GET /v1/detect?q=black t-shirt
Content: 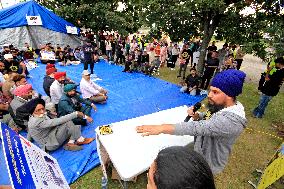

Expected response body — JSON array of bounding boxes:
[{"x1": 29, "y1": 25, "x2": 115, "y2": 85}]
[
  {"x1": 181, "y1": 49, "x2": 193, "y2": 64},
  {"x1": 185, "y1": 74, "x2": 200, "y2": 88},
  {"x1": 207, "y1": 58, "x2": 219, "y2": 67},
  {"x1": 207, "y1": 45, "x2": 217, "y2": 52},
  {"x1": 141, "y1": 54, "x2": 149, "y2": 63},
  {"x1": 261, "y1": 68, "x2": 284, "y2": 96},
  {"x1": 3, "y1": 59, "x2": 20, "y2": 73},
  {"x1": 82, "y1": 44, "x2": 94, "y2": 61}
]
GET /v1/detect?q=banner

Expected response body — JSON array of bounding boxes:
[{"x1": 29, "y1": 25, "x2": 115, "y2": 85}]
[
  {"x1": 0, "y1": 123, "x2": 69, "y2": 189},
  {"x1": 66, "y1": 26, "x2": 78, "y2": 35},
  {"x1": 26, "y1": 16, "x2": 43, "y2": 26}
]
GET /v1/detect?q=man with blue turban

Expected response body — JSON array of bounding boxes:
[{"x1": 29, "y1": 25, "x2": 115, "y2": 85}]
[{"x1": 136, "y1": 69, "x2": 247, "y2": 174}]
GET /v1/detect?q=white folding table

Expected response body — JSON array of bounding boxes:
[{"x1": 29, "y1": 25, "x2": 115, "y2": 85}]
[{"x1": 95, "y1": 105, "x2": 194, "y2": 188}]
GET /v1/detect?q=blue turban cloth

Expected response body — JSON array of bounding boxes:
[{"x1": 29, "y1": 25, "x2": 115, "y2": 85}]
[{"x1": 211, "y1": 69, "x2": 246, "y2": 97}]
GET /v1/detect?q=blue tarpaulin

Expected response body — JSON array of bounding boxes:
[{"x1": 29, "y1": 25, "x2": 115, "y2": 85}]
[
  {"x1": 0, "y1": 0, "x2": 78, "y2": 34},
  {"x1": 0, "y1": 61, "x2": 205, "y2": 185}
]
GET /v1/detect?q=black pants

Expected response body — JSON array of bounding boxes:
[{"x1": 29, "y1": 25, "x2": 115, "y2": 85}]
[
  {"x1": 116, "y1": 55, "x2": 125, "y2": 65},
  {"x1": 169, "y1": 55, "x2": 178, "y2": 68},
  {"x1": 235, "y1": 59, "x2": 243, "y2": 70},
  {"x1": 84, "y1": 60, "x2": 94, "y2": 74},
  {"x1": 201, "y1": 68, "x2": 216, "y2": 89}
]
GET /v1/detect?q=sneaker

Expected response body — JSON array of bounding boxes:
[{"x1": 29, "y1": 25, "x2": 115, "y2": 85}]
[
  {"x1": 90, "y1": 73, "x2": 97, "y2": 77},
  {"x1": 77, "y1": 138, "x2": 95, "y2": 145},
  {"x1": 63, "y1": 143, "x2": 83, "y2": 151}
]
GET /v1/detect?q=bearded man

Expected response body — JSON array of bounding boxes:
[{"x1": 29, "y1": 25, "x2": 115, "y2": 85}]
[{"x1": 136, "y1": 69, "x2": 247, "y2": 174}]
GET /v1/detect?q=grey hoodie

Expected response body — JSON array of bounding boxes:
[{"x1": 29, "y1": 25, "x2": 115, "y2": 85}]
[{"x1": 174, "y1": 101, "x2": 247, "y2": 174}]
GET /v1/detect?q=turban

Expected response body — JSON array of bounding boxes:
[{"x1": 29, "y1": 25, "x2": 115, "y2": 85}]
[
  {"x1": 46, "y1": 67, "x2": 57, "y2": 75},
  {"x1": 13, "y1": 84, "x2": 33, "y2": 96},
  {"x1": 64, "y1": 84, "x2": 78, "y2": 93},
  {"x1": 23, "y1": 98, "x2": 46, "y2": 114},
  {"x1": 211, "y1": 69, "x2": 246, "y2": 97},
  {"x1": 46, "y1": 63, "x2": 55, "y2": 70},
  {"x1": 54, "y1": 72, "x2": 66, "y2": 80}
]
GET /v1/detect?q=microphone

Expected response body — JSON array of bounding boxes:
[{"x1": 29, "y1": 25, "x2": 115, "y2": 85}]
[{"x1": 184, "y1": 102, "x2": 202, "y2": 122}]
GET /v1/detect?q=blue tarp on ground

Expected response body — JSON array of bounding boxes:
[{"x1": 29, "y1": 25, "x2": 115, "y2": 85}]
[
  {"x1": 0, "y1": 0, "x2": 78, "y2": 34},
  {"x1": 0, "y1": 61, "x2": 205, "y2": 185}
]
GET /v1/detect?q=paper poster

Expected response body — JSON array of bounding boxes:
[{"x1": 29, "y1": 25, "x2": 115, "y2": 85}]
[
  {"x1": 66, "y1": 26, "x2": 78, "y2": 35},
  {"x1": 26, "y1": 16, "x2": 43, "y2": 26},
  {"x1": 0, "y1": 123, "x2": 70, "y2": 189}
]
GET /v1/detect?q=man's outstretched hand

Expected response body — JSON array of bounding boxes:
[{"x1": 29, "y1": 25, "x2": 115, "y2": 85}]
[{"x1": 136, "y1": 124, "x2": 174, "y2": 136}]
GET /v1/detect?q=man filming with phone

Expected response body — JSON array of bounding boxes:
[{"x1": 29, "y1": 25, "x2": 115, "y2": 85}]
[{"x1": 136, "y1": 69, "x2": 247, "y2": 174}]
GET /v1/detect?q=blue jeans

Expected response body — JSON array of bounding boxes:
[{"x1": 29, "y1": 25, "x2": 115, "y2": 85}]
[{"x1": 253, "y1": 94, "x2": 273, "y2": 118}]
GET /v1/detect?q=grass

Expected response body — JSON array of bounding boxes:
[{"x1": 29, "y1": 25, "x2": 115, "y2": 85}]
[{"x1": 71, "y1": 67, "x2": 284, "y2": 189}]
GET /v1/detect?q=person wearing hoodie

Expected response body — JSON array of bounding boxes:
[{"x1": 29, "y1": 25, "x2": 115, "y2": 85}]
[{"x1": 136, "y1": 69, "x2": 247, "y2": 174}]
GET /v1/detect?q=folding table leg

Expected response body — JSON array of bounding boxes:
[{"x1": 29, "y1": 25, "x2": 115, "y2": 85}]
[{"x1": 123, "y1": 181, "x2": 128, "y2": 189}]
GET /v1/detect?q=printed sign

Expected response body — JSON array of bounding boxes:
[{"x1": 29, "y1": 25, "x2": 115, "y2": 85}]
[
  {"x1": 26, "y1": 16, "x2": 43, "y2": 26},
  {"x1": 257, "y1": 143, "x2": 284, "y2": 189},
  {"x1": 66, "y1": 26, "x2": 78, "y2": 35},
  {"x1": 0, "y1": 123, "x2": 70, "y2": 189}
]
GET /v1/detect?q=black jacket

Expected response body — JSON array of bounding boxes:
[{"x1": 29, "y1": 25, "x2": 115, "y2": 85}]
[
  {"x1": 43, "y1": 75, "x2": 55, "y2": 97},
  {"x1": 261, "y1": 68, "x2": 284, "y2": 96}
]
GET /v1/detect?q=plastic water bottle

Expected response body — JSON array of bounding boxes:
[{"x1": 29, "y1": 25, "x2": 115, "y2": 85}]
[{"x1": 101, "y1": 176, "x2": 107, "y2": 189}]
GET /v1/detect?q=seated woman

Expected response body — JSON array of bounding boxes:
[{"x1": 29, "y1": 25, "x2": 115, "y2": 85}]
[
  {"x1": 180, "y1": 67, "x2": 200, "y2": 96},
  {"x1": 66, "y1": 52, "x2": 80, "y2": 65},
  {"x1": 80, "y1": 70, "x2": 108, "y2": 104},
  {"x1": 147, "y1": 146, "x2": 216, "y2": 189},
  {"x1": 57, "y1": 51, "x2": 67, "y2": 66}
]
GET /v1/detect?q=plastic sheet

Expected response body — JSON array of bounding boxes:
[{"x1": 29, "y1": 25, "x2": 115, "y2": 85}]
[{"x1": 0, "y1": 60, "x2": 206, "y2": 184}]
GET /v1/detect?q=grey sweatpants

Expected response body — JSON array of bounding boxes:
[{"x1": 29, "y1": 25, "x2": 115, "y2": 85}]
[{"x1": 45, "y1": 121, "x2": 81, "y2": 151}]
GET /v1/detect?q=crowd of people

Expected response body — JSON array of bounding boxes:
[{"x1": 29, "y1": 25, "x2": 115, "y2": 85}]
[
  {"x1": 0, "y1": 43, "x2": 110, "y2": 151},
  {"x1": 0, "y1": 32, "x2": 283, "y2": 188}
]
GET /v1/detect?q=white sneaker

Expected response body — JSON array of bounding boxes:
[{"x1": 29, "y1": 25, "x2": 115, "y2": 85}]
[{"x1": 90, "y1": 74, "x2": 97, "y2": 78}]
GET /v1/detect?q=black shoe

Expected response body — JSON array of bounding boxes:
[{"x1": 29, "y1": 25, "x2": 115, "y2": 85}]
[{"x1": 177, "y1": 75, "x2": 181, "y2": 78}]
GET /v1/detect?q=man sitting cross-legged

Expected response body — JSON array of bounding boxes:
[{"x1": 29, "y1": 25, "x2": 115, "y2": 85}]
[
  {"x1": 26, "y1": 98, "x2": 95, "y2": 151},
  {"x1": 58, "y1": 84, "x2": 96, "y2": 126},
  {"x1": 80, "y1": 70, "x2": 108, "y2": 104}
]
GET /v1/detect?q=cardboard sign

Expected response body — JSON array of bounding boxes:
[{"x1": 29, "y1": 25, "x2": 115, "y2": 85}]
[
  {"x1": 66, "y1": 26, "x2": 78, "y2": 35},
  {"x1": 257, "y1": 143, "x2": 284, "y2": 189},
  {"x1": 0, "y1": 123, "x2": 70, "y2": 189},
  {"x1": 26, "y1": 16, "x2": 43, "y2": 26}
]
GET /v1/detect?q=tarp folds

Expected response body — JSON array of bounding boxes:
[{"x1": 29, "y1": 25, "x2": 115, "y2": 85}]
[
  {"x1": 0, "y1": 0, "x2": 81, "y2": 48},
  {"x1": 0, "y1": 26, "x2": 82, "y2": 49}
]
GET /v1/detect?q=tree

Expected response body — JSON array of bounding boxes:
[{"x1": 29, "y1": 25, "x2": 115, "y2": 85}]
[
  {"x1": 37, "y1": 0, "x2": 142, "y2": 36},
  {"x1": 140, "y1": 0, "x2": 284, "y2": 73}
]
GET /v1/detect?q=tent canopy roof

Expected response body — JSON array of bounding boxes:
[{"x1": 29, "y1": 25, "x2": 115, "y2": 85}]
[{"x1": 0, "y1": 0, "x2": 78, "y2": 34}]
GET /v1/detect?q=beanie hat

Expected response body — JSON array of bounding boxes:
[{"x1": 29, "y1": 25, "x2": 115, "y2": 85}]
[
  {"x1": 64, "y1": 84, "x2": 78, "y2": 93},
  {"x1": 54, "y1": 72, "x2": 66, "y2": 80},
  {"x1": 211, "y1": 69, "x2": 246, "y2": 97},
  {"x1": 13, "y1": 84, "x2": 33, "y2": 96},
  {"x1": 46, "y1": 67, "x2": 57, "y2": 75},
  {"x1": 23, "y1": 98, "x2": 46, "y2": 114},
  {"x1": 46, "y1": 63, "x2": 55, "y2": 70}
]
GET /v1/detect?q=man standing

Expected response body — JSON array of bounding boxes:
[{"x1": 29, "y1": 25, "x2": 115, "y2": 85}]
[
  {"x1": 253, "y1": 57, "x2": 284, "y2": 118},
  {"x1": 177, "y1": 44, "x2": 192, "y2": 79},
  {"x1": 137, "y1": 69, "x2": 247, "y2": 174},
  {"x1": 82, "y1": 39, "x2": 95, "y2": 75},
  {"x1": 201, "y1": 51, "x2": 220, "y2": 89},
  {"x1": 58, "y1": 84, "x2": 96, "y2": 126},
  {"x1": 26, "y1": 98, "x2": 95, "y2": 151}
]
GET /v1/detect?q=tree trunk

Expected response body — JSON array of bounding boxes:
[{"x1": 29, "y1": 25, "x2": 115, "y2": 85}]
[{"x1": 197, "y1": 16, "x2": 218, "y2": 75}]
